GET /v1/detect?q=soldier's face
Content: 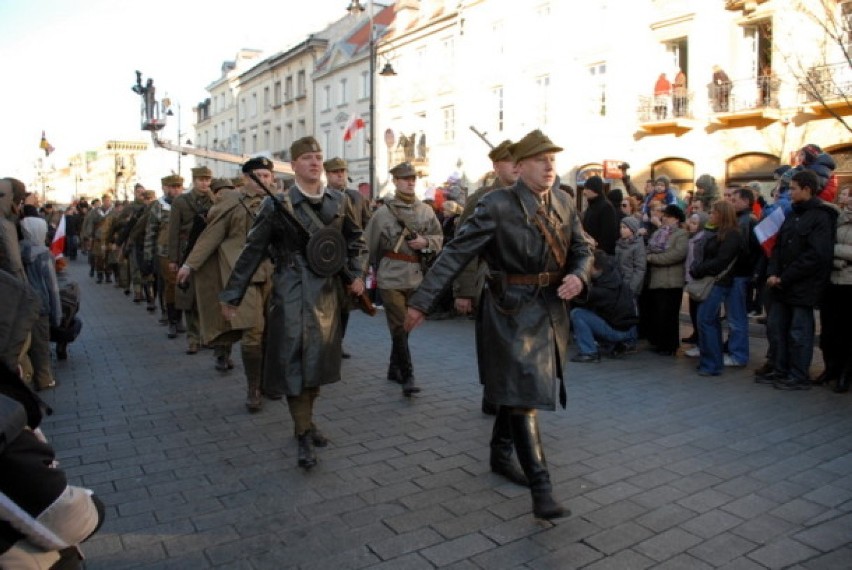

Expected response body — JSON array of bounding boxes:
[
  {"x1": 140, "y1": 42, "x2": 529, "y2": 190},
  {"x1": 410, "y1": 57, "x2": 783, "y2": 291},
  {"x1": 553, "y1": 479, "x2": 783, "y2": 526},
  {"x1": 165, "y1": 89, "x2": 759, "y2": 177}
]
[
  {"x1": 164, "y1": 184, "x2": 182, "y2": 198},
  {"x1": 493, "y1": 160, "x2": 518, "y2": 185},
  {"x1": 194, "y1": 176, "x2": 212, "y2": 194},
  {"x1": 292, "y1": 152, "x2": 323, "y2": 185},
  {"x1": 518, "y1": 152, "x2": 556, "y2": 194},
  {"x1": 245, "y1": 169, "x2": 274, "y2": 195},
  {"x1": 326, "y1": 169, "x2": 347, "y2": 189},
  {"x1": 102, "y1": 197, "x2": 112, "y2": 209},
  {"x1": 394, "y1": 176, "x2": 417, "y2": 195}
]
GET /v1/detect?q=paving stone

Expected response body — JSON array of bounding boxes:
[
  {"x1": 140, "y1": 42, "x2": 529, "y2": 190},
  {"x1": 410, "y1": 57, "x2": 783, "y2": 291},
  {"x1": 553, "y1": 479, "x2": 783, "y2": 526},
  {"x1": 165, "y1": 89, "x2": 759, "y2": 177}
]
[
  {"x1": 746, "y1": 537, "x2": 822, "y2": 568},
  {"x1": 688, "y1": 532, "x2": 758, "y2": 566},
  {"x1": 681, "y1": 508, "x2": 744, "y2": 539},
  {"x1": 634, "y1": 527, "x2": 703, "y2": 562},
  {"x1": 583, "y1": 521, "x2": 655, "y2": 555},
  {"x1": 419, "y1": 532, "x2": 495, "y2": 566}
]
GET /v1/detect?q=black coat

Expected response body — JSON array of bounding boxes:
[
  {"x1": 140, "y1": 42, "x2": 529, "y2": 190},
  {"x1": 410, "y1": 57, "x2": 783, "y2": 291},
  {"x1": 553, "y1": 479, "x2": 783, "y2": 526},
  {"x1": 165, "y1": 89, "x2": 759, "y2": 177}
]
[
  {"x1": 767, "y1": 198, "x2": 837, "y2": 307},
  {"x1": 409, "y1": 180, "x2": 593, "y2": 411},
  {"x1": 579, "y1": 258, "x2": 638, "y2": 331},
  {"x1": 690, "y1": 228, "x2": 742, "y2": 287},
  {"x1": 582, "y1": 194, "x2": 619, "y2": 255}
]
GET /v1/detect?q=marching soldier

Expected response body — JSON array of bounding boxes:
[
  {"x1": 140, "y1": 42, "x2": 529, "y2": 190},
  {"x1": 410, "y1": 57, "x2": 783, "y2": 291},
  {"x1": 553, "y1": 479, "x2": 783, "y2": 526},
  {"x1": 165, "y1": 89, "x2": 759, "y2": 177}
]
[
  {"x1": 128, "y1": 189, "x2": 159, "y2": 311},
  {"x1": 88, "y1": 194, "x2": 115, "y2": 283},
  {"x1": 144, "y1": 175, "x2": 183, "y2": 338},
  {"x1": 177, "y1": 173, "x2": 272, "y2": 412},
  {"x1": 220, "y1": 137, "x2": 368, "y2": 469},
  {"x1": 405, "y1": 130, "x2": 594, "y2": 520},
  {"x1": 363, "y1": 162, "x2": 443, "y2": 397},
  {"x1": 169, "y1": 166, "x2": 213, "y2": 354},
  {"x1": 453, "y1": 139, "x2": 518, "y2": 416},
  {"x1": 116, "y1": 184, "x2": 150, "y2": 303},
  {"x1": 324, "y1": 157, "x2": 371, "y2": 357}
]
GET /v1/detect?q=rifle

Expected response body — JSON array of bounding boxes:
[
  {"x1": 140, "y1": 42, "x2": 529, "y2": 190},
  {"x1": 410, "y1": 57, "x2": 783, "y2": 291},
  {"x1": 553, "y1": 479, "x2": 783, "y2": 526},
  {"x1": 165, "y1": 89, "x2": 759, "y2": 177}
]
[
  {"x1": 246, "y1": 173, "x2": 376, "y2": 316},
  {"x1": 469, "y1": 125, "x2": 495, "y2": 149}
]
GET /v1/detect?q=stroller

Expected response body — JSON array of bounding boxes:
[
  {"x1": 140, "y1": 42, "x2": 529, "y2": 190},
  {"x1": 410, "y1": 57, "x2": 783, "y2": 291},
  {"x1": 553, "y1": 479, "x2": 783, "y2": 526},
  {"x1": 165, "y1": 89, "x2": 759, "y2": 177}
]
[{"x1": 50, "y1": 281, "x2": 82, "y2": 360}]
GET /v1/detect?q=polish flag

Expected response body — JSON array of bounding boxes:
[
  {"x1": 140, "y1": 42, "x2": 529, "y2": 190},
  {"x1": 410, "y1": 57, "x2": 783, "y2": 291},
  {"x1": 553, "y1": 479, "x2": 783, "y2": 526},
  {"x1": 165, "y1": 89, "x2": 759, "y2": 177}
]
[
  {"x1": 754, "y1": 207, "x2": 785, "y2": 257},
  {"x1": 343, "y1": 114, "x2": 366, "y2": 141},
  {"x1": 50, "y1": 214, "x2": 66, "y2": 258}
]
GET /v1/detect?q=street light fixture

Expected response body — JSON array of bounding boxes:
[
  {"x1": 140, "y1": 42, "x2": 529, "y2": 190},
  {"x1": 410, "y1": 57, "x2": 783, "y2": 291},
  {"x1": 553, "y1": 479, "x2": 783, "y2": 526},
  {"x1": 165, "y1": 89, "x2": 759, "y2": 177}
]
[{"x1": 347, "y1": 0, "x2": 394, "y2": 199}]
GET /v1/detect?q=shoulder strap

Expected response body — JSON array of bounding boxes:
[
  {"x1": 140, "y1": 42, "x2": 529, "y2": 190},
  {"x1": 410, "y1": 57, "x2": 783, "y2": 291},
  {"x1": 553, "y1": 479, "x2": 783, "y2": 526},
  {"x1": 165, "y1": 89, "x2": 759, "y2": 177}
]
[{"x1": 385, "y1": 202, "x2": 418, "y2": 238}]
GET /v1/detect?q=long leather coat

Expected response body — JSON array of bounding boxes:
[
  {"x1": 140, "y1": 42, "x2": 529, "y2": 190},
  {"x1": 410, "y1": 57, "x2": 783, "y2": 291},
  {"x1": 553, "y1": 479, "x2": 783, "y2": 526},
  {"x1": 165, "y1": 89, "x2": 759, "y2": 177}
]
[
  {"x1": 408, "y1": 180, "x2": 593, "y2": 410},
  {"x1": 220, "y1": 186, "x2": 367, "y2": 397}
]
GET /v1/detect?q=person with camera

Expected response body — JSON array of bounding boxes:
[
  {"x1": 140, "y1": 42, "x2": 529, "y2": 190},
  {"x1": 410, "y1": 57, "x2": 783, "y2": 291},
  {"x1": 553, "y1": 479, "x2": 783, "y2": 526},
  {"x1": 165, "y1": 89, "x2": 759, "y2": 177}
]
[{"x1": 364, "y1": 161, "x2": 442, "y2": 397}]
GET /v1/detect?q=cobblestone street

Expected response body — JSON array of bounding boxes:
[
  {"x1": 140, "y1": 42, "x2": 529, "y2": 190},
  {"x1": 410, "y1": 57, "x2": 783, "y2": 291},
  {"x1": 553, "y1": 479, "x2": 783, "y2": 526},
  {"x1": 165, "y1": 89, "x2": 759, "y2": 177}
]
[{"x1": 39, "y1": 259, "x2": 852, "y2": 569}]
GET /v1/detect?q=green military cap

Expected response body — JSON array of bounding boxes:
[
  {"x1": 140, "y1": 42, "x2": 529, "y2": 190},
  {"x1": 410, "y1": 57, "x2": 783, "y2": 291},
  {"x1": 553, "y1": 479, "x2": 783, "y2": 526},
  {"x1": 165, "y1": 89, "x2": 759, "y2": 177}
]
[
  {"x1": 142, "y1": 189, "x2": 157, "y2": 200},
  {"x1": 389, "y1": 161, "x2": 417, "y2": 178},
  {"x1": 161, "y1": 174, "x2": 184, "y2": 187},
  {"x1": 323, "y1": 157, "x2": 347, "y2": 172},
  {"x1": 488, "y1": 139, "x2": 514, "y2": 162},
  {"x1": 191, "y1": 166, "x2": 213, "y2": 178},
  {"x1": 509, "y1": 130, "x2": 563, "y2": 163},
  {"x1": 211, "y1": 178, "x2": 235, "y2": 193},
  {"x1": 290, "y1": 136, "x2": 322, "y2": 160}
]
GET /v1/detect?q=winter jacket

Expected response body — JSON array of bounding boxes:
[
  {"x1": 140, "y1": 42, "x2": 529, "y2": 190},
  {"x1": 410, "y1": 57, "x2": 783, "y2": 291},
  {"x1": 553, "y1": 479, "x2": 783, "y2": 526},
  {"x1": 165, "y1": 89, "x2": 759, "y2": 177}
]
[
  {"x1": 831, "y1": 208, "x2": 852, "y2": 286},
  {"x1": 690, "y1": 227, "x2": 743, "y2": 288},
  {"x1": 614, "y1": 235, "x2": 646, "y2": 296},
  {"x1": 578, "y1": 258, "x2": 638, "y2": 331},
  {"x1": 582, "y1": 194, "x2": 619, "y2": 255},
  {"x1": 767, "y1": 197, "x2": 838, "y2": 306},
  {"x1": 646, "y1": 227, "x2": 688, "y2": 289}
]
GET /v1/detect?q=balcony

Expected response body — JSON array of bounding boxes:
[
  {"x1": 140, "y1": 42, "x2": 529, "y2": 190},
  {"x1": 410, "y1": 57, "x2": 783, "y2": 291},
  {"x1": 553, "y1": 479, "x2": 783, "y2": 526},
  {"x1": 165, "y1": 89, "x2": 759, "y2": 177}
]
[
  {"x1": 711, "y1": 75, "x2": 781, "y2": 124},
  {"x1": 636, "y1": 92, "x2": 698, "y2": 134},
  {"x1": 798, "y1": 62, "x2": 852, "y2": 117}
]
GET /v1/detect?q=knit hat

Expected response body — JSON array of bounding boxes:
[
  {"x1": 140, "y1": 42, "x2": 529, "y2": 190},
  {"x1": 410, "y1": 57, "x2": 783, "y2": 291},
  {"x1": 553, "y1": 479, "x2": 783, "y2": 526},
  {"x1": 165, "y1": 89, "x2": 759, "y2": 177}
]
[
  {"x1": 621, "y1": 216, "x2": 640, "y2": 235},
  {"x1": 655, "y1": 174, "x2": 671, "y2": 187},
  {"x1": 695, "y1": 174, "x2": 716, "y2": 192},
  {"x1": 584, "y1": 175, "x2": 604, "y2": 195}
]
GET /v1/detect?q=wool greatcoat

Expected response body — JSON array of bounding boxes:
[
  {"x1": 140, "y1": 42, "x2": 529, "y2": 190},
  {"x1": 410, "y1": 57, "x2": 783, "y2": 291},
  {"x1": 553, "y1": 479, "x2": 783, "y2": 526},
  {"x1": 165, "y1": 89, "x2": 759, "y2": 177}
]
[
  {"x1": 408, "y1": 180, "x2": 594, "y2": 410},
  {"x1": 170, "y1": 188, "x2": 213, "y2": 311},
  {"x1": 183, "y1": 189, "x2": 271, "y2": 345},
  {"x1": 220, "y1": 186, "x2": 368, "y2": 397}
]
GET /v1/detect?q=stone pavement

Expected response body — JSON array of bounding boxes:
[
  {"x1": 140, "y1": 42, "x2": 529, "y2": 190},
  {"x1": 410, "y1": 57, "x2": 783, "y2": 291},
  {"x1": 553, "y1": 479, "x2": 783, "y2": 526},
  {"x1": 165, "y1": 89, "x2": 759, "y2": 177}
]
[{"x1": 40, "y1": 258, "x2": 852, "y2": 569}]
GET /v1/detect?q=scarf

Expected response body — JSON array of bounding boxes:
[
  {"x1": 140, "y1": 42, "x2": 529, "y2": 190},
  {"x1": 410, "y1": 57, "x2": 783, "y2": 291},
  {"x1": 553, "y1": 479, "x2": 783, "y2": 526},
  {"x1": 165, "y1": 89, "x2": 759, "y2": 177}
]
[
  {"x1": 647, "y1": 224, "x2": 675, "y2": 253},
  {"x1": 394, "y1": 190, "x2": 416, "y2": 205}
]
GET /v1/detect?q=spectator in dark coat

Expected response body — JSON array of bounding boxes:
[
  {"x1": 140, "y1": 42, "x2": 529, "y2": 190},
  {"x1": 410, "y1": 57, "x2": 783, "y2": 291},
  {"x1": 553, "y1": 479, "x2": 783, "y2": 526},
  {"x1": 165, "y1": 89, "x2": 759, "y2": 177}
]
[
  {"x1": 582, "y1": 175, "x2": 619, "y2": 255},
  {"x1": 762, "y1": 170, "x2": 838, "y2": 390}
]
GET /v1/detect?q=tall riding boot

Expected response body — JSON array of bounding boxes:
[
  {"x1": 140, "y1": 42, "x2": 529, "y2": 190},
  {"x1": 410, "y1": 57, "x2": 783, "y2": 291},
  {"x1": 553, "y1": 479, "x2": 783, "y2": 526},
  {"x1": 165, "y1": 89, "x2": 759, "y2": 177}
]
[
  {"x1": 174, "y1": 310, "x2": 186, "y2": 334},
  {"x1": 96, "y1": 271, "x2": 104, "y2": 284},
  {"x1": 241, "y1": 345, "x2": 264, "y2": 412},
  {"x1": 214, "y1": 344, "x2": 234, "y2": 372},
  {"x1": 509, "y1": 411, "x2": 568, "y2": 520},
  {"x1": 490, "y1": 407, "x2": 528, "y2": 486},
  {"x1": 145, "y1": 284, "x2": 157, "y2": 312},
  {"x1": 814, "y1": 348, "x2": 841, "y2": 386},
  {"x1": 834, "y1": 360, "x2": 852, "y2": 394},
  {"x1": 400, "y1": 334, "x2": 421, "y2": 396},
  {"x1": 167, "y1": 304, "x2": 178, "y2": 338},
  {"x1": 387, "y1": 335, "x2": 403, "y2": 383}
]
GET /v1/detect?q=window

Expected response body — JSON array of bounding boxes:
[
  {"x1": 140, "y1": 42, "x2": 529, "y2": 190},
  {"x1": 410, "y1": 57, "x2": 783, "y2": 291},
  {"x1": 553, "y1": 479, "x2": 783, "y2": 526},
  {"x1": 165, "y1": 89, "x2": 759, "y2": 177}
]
[
  {"x1": 492, "y1": 86, "x2": 504, "y2": 132},
  {"x1": 252, "y1": 134, "x2": 257, "y2": 153},
  {"x1": 275, "y1": 126, "x2": 281, "y2": 151},
  {"x1": 323, "y1": 130, "x2": 332, "y2": 159},
  {"x1": 264, "y1": 130, "x2": 270, "y2": 150},
  {"x1": 535, "y1": 75, "x2": 550, "y2": 127},
  {"x1": 274, "y1": 81, "x2": 281, "y2": 106},
  {"x1": 588, "y1": 63, "x2": 606, "y2": 116},
  {"x1": 322, "y1": 85, "x2": 331, "y2": 111},
  {"x1": 239, "y1": 98, "x2": 246, "y2": 121},
  {"x1": 264, "y1": 87, "x2": 270, "y2": 111},
  {"x1": 297, "y1": 70, "x2": 306, "y2": 97},
  {"x1": 297, "y1": 118, "x2": 306, "y2": 138},
  {"x1": 442, "y1": 105, "x2": 455, "y2": 142},
  {"x1": 285, "y1": 123, "x2": 293, "y2": 146},
  {"x1": 285, "y1": 76, "x2": 293, "y2": 101},
  {"x1": 360, "y1": 71, "x2": 369, "y2": 99},
  {"x1": 338, "y1": 78, "x2": 348, "y2": 106},
  {"x1": 251, "y1": 94, "x2": 258, "y2": 118},
  {"x1": 664, "y1": 37, "x2": 688, "y2": 80}
]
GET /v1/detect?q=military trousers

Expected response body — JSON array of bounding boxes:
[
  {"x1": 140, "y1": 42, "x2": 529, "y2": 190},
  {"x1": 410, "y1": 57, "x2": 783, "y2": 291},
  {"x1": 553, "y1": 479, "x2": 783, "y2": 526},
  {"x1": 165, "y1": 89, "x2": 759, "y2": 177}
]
[{"x1": 157, "y1": 257, "x2": 177, "y2": 305}]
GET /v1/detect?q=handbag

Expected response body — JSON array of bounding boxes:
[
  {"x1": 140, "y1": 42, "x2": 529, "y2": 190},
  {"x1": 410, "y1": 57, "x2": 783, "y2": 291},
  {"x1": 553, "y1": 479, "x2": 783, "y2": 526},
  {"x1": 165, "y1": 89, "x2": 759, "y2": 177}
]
[{"x1": 685, "y1": 258, "x2": 736, "y2": 302}]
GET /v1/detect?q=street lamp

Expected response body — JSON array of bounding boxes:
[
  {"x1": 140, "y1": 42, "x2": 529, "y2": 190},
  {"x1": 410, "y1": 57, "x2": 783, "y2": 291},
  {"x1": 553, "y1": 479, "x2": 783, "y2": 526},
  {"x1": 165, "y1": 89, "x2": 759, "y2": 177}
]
[{"x1": 347, "y1": 0, "x2": 396, "y2": 199}]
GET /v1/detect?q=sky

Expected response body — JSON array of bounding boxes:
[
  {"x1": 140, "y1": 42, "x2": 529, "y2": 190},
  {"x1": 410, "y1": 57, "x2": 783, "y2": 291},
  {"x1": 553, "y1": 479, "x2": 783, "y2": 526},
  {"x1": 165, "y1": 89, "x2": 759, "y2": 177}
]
[{"x1": 0, "y1": 0, "x2": 352, "y2": 180}]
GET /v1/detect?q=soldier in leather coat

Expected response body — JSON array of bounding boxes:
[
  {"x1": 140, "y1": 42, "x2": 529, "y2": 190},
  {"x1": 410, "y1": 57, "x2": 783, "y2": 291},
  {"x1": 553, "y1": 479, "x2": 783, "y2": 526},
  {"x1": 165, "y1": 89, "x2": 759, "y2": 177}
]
[
  {"x1": 405, "y1": 130, "x2": 593, "y2": 520},
  {"x1": 220, "y1": 138, "x2": 367, "y2": 469}
]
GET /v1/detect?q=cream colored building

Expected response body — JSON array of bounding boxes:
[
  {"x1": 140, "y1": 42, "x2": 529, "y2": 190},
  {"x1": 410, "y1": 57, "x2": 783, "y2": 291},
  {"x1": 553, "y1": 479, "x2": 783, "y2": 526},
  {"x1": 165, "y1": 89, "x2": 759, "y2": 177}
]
[{"x1": 376, "y1": 0, "x2": 851, "y2": 199}]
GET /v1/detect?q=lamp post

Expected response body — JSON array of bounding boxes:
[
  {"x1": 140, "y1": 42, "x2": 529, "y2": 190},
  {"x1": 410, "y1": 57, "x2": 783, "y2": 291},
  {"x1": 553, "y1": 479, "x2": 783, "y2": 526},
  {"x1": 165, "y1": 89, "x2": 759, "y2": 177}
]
[{"x1": 347, "y1": 0, "x2": 395, "y2": 199}]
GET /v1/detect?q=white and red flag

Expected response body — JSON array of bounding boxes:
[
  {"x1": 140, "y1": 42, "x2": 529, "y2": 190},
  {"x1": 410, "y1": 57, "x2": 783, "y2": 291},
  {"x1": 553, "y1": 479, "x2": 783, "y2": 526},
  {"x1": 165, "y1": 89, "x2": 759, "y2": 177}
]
[
  {"x1": 754, "y1": 207, "x2": 785, "y2": 257},
  {"x1": 343, "y1": 114, "x2": 366, "y2": 141},
  {"x1": 50, "y1": 215, "x2": 66, "y2": 258}
]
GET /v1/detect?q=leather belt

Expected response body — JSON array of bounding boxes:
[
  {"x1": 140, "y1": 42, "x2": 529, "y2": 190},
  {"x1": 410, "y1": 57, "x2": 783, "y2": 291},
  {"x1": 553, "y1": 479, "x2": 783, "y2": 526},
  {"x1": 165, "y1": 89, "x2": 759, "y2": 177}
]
[
  {"x1": 505, "y1": 271, "x2": 563, "y2": 287},
  {"x1": 384, "y1": 251, "x2": 420, "y2": 263}
]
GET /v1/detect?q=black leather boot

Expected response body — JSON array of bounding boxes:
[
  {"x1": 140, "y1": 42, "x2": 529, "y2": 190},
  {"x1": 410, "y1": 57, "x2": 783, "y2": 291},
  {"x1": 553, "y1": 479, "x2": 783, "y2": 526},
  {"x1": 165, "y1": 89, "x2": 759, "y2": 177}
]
[
  {"x1": 297, "y1": 431, "x2": 317, "y2": 469},
  {"x1": 400, "y1": 335, "x2": 421, "y2": 397},
  {"x1": 482, "y1": 397, "x2": 498, "y2": 416},
  {"x1": 509, "y1": 412, "x2": 568, "y2": 520},
  {"x1": 241, "y1": 346, "x2": 264, "y2": 413},
  {"x1": 166, "y1": 304, "x2": 178, "y2": 339},
  {"x1": 490, "y1": 407, "x2": 528, "y2": 487},
  {"x1": 834, "y1": 362, "x2": 851, "y2": 394},
  {"x1": 387, "y1": 336, "x2": 403, "y2": 383}
]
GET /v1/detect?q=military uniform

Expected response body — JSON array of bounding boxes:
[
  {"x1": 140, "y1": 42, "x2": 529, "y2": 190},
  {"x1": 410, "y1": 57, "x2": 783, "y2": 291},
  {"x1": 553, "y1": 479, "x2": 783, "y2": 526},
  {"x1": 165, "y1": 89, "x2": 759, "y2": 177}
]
[
  {"x1": 169, "y1": 167, "x2": 213, "y2": 352},
  {"x1": 144, "y1": 175, "x2": 181, "y2": 337},
  {"x1": 183, "y1": 177, "x2": 272, "y2": 411},
  {"x1": 363, "y1": 162, "x2": 442, "y2": 396},
  {"x1": 128, "y1": 191, "x2": 158, "y2": 310},
  {"x1": 407, "y1": 130, "x2": 594, "y2": 520},
  {"x1": 88, "y1": 198, "x2": 115, "y2": 283}
]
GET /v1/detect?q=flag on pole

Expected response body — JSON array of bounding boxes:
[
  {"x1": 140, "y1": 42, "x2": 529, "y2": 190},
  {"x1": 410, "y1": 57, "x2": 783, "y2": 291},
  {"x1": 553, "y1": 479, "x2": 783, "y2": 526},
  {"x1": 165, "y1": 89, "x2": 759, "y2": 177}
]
[
  {"x1": 342, "y1": 114, "x2": 366, "y2": 142},
  {"x1": 39, "y1": 130, "x2": 55, "y2": 157},
  {"x1": 754, "y1": 206, "x2": 785, "y2": 257},
  {"x1": 50, "y1": 214, "x2": 66, "y2": 258}
]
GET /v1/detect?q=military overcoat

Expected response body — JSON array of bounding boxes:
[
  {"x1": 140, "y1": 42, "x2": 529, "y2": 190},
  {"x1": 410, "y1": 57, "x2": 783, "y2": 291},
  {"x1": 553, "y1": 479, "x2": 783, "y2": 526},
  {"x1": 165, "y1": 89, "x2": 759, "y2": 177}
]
[
  {"x1": 220, "y1": 186, "x2": 367, "y2": 397},
  {"x1": 408, "y1": 180, "x2": 593, "y2": 410}
]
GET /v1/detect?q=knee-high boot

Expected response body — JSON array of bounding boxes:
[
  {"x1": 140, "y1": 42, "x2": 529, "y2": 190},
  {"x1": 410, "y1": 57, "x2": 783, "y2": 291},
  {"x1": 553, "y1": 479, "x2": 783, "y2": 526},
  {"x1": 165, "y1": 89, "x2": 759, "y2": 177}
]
[
  {"x1": 388, "y1": 335, "x2": 404, "y2": 383},
  {"x1": 815, "y1": 346, "x2": 841, "y2": 385},
  {"x1": 241, "y1": 345, "x2": 264, "y2": 412},
  {"x1": 400, "y1": 333, "x2": 421, "y2": 396},
  {"x1": 166, "y1": 304, "x2": 178, "y2": 338},
  {"x1": 834, "y1": 360, "x2": 852, "y2": 393},
  {"x1": 509, "y1": 411, "x2": 568, "y2": 520},
  {"x1": 490, "y1": 407, "x2": 527, "y2": 486}
]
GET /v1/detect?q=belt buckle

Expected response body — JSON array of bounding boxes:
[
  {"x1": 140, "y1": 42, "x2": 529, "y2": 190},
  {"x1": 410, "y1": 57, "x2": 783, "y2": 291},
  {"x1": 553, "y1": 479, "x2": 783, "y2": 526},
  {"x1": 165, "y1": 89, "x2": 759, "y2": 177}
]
[{"x1": 538, "y1": 272, "x2": 549, "y2": 287}]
